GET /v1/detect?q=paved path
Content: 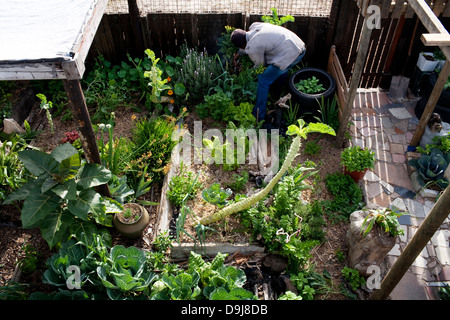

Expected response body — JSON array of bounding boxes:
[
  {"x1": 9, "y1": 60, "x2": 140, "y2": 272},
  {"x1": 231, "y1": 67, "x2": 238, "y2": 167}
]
[{"x1": 349, "y1": 88, "x2": 449, "y2": 300}]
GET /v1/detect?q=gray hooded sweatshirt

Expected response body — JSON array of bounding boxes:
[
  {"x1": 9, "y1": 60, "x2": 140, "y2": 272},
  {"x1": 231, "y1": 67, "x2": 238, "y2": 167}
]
[{"x1": 243, "y1": 22, "x2": 305, "y2": 71}]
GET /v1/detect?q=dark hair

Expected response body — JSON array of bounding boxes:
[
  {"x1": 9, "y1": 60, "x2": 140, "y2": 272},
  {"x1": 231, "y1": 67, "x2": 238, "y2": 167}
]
[{"x1": 231, "y1": 29, "x2": 247, "y2": 49}]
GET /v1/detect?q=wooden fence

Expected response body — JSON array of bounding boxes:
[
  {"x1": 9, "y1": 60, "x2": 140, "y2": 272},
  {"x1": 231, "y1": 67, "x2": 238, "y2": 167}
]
[{"x1": 89, "y1": 0, "x2": 450, "y2": 89}]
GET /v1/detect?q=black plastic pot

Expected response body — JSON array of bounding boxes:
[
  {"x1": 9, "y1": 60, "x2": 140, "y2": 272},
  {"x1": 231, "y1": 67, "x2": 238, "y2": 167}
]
[
  {"x1": 288, "y1": 67, "x2": 336, "y2": 120},
  {"x1": 415, "y1": 72, "x2": 450, "y2": 122}
]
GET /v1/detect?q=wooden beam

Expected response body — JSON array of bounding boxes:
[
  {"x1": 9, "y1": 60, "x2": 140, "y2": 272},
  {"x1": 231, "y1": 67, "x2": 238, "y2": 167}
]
[
  {"x1": 62, "y1": 79, "x2": 111, "y2": 198},
  {"x1": 421, "y1": 33, "x2": 450, "y2": 46},
  {"x1": 410, "y1": 59, "x2": 450, "y2": 146},
  {"x1": 407, "y1": 0, "x2": 450, "y2": 60},
  {"x1": 336, "y1": 17, "x2": 374, "y2": 146},
  {"x1": 371, "y1": 184, "x2": 450, "y2": 300}
]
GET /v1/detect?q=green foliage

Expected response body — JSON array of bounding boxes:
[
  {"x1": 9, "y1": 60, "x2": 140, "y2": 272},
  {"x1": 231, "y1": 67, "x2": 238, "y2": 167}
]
[
  {"x1": 261, "y1": 7, "x2": 295, "y2": 26},
  {"x1": 315, "y1": 95, "x2": 340, "y2": 131},
  {"x1": 408, "y1": 147, "x2": 449, "y2": 189},
  {"x1": 97, "y1": 245, "x2": 157, "y2": 299},
  {"x1": 83, "y1": 58, "x2": 132, "y2": 123},
  {"x1": 340, "y1": 146, "x2": 375, "y2": 172},
  {"x1": 4, "y1": 143, "x2": 122, "y2": 248},
  {"x1": 16, "y1": 244, "x2": 42, "y2": 274},
  {"x1": 323, "y1": 172, "x2": 364, "y2": 222},
  {"x1": 202, "y1": 124, "x2": 251, "y2": 172},
  {"x1": 361, "y1": 207, "x2": 405, "y2": 237},
  {"x1": 196, "y1": 89, "x2": 234, "y2": 120},
  {"x1": 176, "y1": 45, "x2": 223, "y2": 102},
  {"x1": 295, "y1": 76, "x2": 325, "y2": 94},
  {"x1": 202, "y1": 183, "x2": 232, "y2": 207},
  {"x1": 0, "y1": 281, "x2": 29, "y2": 300},
  {"x1": 36, "y1": 93, "x2": 54, "y2": 134},
  {"x1": 290, "y1": 269, "x2": 332, "y2": 300},
  {"x1": 151, "y1": 251, "x2": 255, "y2": 300},
  {"x1": 341, "y1": 266, "x2": 366, "y2": 291},
  {"x1": 167, "y1": 163, "x2": 202, "y2": 207},
  {"x1": 128, "y1": 115, "x2": 179, "y2": 186},
  {"x1": 416, "y1": 133, "x2": 450, "y2": 155},
  {"x1": 304, "y1": 141, "x2": 321, "y2": 155},
  {"x1": 0, "y1": 133, "x2": 30, "y2": 203},
  {"x1": 227, "y1": 171, "x2": 249, "y2": 192}
]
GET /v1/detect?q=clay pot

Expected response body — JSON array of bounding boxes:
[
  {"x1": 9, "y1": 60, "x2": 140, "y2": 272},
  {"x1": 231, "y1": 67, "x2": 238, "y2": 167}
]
[
  {"x1": 344, "y1": 166, "x2": 368, "y2": 183},
  {"x1": 113, "y1": 203, "x2": 150, "y2": 239}
]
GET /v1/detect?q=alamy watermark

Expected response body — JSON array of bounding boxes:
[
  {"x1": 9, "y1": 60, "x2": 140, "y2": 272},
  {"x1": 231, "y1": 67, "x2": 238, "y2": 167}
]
[
  {"x1": 171, "y1": 121, "x2": 280, "y2": 176},
  {"x1": 366, "y1": 5, "x2": 381, "y2": 30}
]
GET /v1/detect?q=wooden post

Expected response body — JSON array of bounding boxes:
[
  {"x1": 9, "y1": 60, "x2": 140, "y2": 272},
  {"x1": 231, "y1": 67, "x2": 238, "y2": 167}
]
[
  {"x1": 127, "y1": 0, "x2": 145, "y2": 57},
  {"x1": 371, "y1": 185, "x2": 450, "y2": 300},
  {"x1": 336, "y1": 16, "x2": 374, "y2": 146},
  {"x1": 410, "y1": 59, "x2": 450, "y2": 146},
  {"x1": 62, "y1": 79, "x2": 112, "y2": 198}
]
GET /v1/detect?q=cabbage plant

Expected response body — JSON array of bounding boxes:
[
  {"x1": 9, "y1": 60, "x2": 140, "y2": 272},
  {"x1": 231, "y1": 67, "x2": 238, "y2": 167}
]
[{"x1": 409, "y1": 148, "x2": 449, "y2": 189}]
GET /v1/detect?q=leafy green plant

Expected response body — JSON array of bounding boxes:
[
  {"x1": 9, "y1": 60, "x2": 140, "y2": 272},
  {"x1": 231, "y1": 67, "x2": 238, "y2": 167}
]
[
  {"x1": 201, "y1": 183, "x2": 232, "y2": 207},
  {"x1": 167, "y1": 163, "x2": 202, "y2": 207},
  {"x1": 227, "y1": 171, "x2": 249, "y2": 192},
  {"x1": 16, "y1": 244, "x2": 42, "y2": 274},
  {"x1": 315, "y1": 95, "x2": 340, "y2": 131},
  {"x1": 36, "y1": 93, "x2": 54, "y2": 134},
  {"x1": 322, "y1": 172, "x2": 364, "y2": 222},
  {"x1": 360, "y1": 207, "x2": 405, "y2": 237},
  {"x1": 416, "y1": 133, "x2": 450, "y2": 155},
  {"x1": 195, "y1": 89, "x2": 234, "y2": 120},
  {"x1": 128, "y1": 114, "x2": 180, "y2": 186},
  {"x1": 341, "y1": 266, "x2": 366, "y2": 291},
  {"x1": 408, "y1": 147, "x2": 449, "y2": 189},
  {"x1": 295, "y1": 76, "x2": 325, "y2": 94},
  {"x1": 0, "y1": 133, "x2": 29, "y2": 203},
  {"x1": 261, "y1": 7, "x2": 295, "y2": 26},
  {"x1": 150, "y1": 251, "x2": 255, "y2": 300},
  {"x1": 340, "y1": 146, "x2": 375, "y2": 172},
  {"x1": 97, "y1": 245, "x2": 158, "y2": 300},
  {"x1": 4, "y1": 143, "x2": 123, "y2": 248}
]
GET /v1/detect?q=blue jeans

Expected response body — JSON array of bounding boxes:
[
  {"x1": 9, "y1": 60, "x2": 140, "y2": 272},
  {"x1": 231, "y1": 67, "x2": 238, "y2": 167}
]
[{"x1": 252, "y1": 50, "x2": 306, "y2": 121}]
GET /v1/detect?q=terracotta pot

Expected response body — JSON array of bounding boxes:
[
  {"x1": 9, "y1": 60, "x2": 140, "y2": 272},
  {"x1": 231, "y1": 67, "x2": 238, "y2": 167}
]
[
  {"x1": 344, "y1": 166, "x2": 368, "y2": 183},
  {"x1": 113, "y1": 203, "x2": 150, "y2": 239}
]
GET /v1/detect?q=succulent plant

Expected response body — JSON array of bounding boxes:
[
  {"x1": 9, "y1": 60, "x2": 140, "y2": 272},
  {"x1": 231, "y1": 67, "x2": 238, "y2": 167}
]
[{"x1": 409, "y1": 148, "x2": 449, "y2": 189}]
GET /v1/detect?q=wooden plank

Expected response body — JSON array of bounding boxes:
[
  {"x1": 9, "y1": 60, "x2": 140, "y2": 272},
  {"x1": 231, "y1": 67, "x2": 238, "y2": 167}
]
[
  {"x1": 392, "y1": 0, "x2": 406, "y2": 19},
  {"x1": 443, "y1": 1, "x2": 450, "y2": 17},
  {"x1": 381, "y1": 0, "x2": 392, "y2": 18},
  {"x1": 421, "y1": 32, "x2": 450, "y2": 45},
  {"x1": 408, "y1": 0, "x2": 450, "y2": 61},
  {"x1": 432, "y1": 0, "x2": 446, "y2": 16}
]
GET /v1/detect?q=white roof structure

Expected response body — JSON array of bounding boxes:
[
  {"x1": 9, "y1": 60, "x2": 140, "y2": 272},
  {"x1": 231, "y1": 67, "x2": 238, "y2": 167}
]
[{"x1": 0, "y1": 0, "x2": 108, "y2": 80}]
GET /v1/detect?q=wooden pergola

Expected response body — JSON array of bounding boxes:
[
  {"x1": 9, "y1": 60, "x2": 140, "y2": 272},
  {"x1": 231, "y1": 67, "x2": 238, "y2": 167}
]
[
  {"x1": 334, "y1": 0, "x2": 450, "y2": 300},
  {"x1": 0, "y1": 0, "x2": 110, "y2": 196}
]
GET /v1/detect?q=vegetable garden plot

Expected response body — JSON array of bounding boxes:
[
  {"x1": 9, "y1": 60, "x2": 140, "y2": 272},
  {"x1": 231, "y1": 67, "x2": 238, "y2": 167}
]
[{"x1": 155, "y1": 114, "x2": 279, "y2": 259}]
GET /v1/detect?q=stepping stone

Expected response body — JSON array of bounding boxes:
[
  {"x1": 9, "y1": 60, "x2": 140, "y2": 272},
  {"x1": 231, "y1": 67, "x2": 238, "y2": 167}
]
[
  {"x1": 390, "y1": 197, "x2": 407, "y2": 212},
  {"x1": 394, "y1": 186, "x2": 416, "y2": 199},
  {"x1": 374, "y1": 162, "x2": 414, "y2": 190},
  {"x1": 389, "y1": 107, "x2": 413, "y2": 120},
  {"x1": 404, "y1": 198, "x2": 426, "y2": 218},
  {"x1": 398, "y1": 214, "x2": 412, "y2": 226}
]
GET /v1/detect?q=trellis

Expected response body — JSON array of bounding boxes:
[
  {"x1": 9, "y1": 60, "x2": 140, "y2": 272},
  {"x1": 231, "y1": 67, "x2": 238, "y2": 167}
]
[{"x1": 334, "y1": 0, "x2": 450, "y2": 300}]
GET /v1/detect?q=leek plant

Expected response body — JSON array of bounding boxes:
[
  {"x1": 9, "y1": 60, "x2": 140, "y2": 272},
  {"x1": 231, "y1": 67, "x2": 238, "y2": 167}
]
[{"x1": 199, "y1": 120, "x2": 336, "y2": 225}]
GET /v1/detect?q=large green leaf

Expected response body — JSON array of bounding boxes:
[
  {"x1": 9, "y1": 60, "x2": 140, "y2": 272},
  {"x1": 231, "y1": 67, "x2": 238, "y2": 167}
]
[
  {"x1": 3, "y1": 178, "x2": 44, "y2": 204},
  {"x1": 21, "y1": 190, "x2": 60, "y2": 228},
  {"x1": 40, "y1": 211, "x2": 75, "y2": 248},
  {"x1": 18, "y1": 150, "x2": 60, "y2": 177},
  {"x1": 67, "y1": 188, "x2": 102, "y2": 221},
  {"x1": 51, "y1": 143, "x2": 78, "y2": 163},
  {"x1": 52, "y1": 179, "x2": 77, "y2": 200},
  {"x1": 76, "y1": 163, "x2": 111, "y2": 189}
]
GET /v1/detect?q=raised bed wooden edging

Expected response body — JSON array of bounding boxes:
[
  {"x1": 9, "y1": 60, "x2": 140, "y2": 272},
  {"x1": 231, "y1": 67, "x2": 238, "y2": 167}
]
[{"x1": 154, "y1": 129, "x2": 280, "y2": 258}]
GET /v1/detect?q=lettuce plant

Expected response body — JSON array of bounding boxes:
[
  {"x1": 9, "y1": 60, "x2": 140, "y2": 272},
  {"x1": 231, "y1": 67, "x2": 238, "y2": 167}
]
[{"x1": 4, "y1": 143, "x2": 122, "y2": 248}]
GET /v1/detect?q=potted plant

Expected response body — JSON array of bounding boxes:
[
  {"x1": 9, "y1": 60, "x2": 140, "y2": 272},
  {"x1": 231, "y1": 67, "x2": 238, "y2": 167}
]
[
  {"x1": 113, "y1": 202, "x2": 150, "y2": 239},
  {"x1": 340, "y1": 146, "x2": 375, "y2": 182},
  {"x1": 288, "y1": 67, "x2": 336, "y2": 120}
]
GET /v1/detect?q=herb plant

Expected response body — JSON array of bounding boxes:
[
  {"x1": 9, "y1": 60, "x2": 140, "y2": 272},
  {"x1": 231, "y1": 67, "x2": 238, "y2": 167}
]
[
  {"x1": 295, "y1": 76, "x2": 325, "y2": 94},
  {"x1": 340, "y1": 146, "x2": 375, "y2": 172},
  {"x1": 261, "y1": 7, "x2": 295, "y2": 26},
  {"x1": 167, "y1": 163, "x2": 202, "y2": 207}
]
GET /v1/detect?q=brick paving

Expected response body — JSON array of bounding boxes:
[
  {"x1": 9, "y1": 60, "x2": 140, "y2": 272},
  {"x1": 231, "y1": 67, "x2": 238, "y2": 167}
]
[{"x1": 349, "y1": 88, "x2": 449, "y2": 300}]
